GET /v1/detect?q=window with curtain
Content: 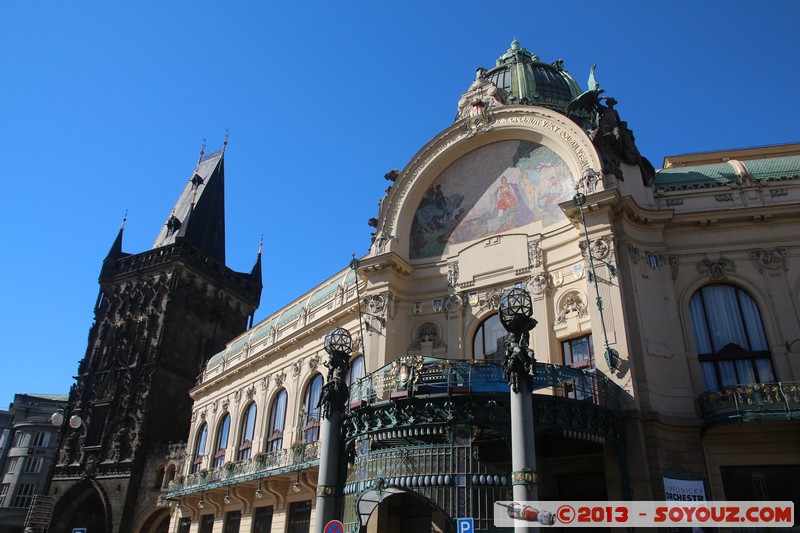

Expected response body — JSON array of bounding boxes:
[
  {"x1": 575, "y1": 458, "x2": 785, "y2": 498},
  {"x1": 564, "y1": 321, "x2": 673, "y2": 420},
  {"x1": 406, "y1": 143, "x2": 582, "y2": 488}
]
[
  {"x1": 303, "y1": 374, "x2": 323, "y2": 443},
  {"x1": 473, "y1": 314, "x2": 507, "y2": 361},
  {"x1": 238, "y1": 402, "x2": 257, "y2": 460},
  {"x1": 689, "y1": 284, "x2": 775, "y2": 391},
  {"x1": 561, "y1": 334, "x2": 595, "y2": 401},
  {"x1": 192, "y1": 424, "x2": 207, "y2": 473},
  {"x1": 267, "y1": 389, "x2": 287, "y2": 452},
  {"x1": 213, "y1": 414, "x2": 231, "y2": 468},
  {"x1": 347, "y1": 355, "x2": 364, "y2": 387}
]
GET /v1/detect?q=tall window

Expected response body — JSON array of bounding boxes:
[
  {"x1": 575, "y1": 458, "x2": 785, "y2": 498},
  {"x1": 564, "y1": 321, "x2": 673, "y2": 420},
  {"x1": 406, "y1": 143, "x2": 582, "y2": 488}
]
[
  {"x1": 0, "y1": 484, "x2": 8, "y2": 506},
  {"x1": 12, "y1": 484, "x2": 35, "y2": 508},
  {"x1": 347, "y1": 355, "x2": 365, "y2": 387},
  {"x1": 561, "y1": 334, "x2": 595, "y2": 401},
  {"x1": 214, "y1": 414, "x2": 231, "y2": 468},
  {"x1": 287, "y1": 501, "x2": 312, "y2": 533},
  {"x1": 23, "y1": 457, "x2": 43, "y2": 474},
  {"x1": 252, "y1": 506, "x2": 274, "y2": 533},
  {"x1": 690, "y1": 284, "x2": 775, "y2": 391},
  {"x1": 473, "y1": 314, "x2": 507, "y2": 361},
  {"x1": 238, "y1": 403, "x2": 257, "y2": 461},
  {"x1": 266, "y1": 390, "x2": 287, "y2": 452},
  {"x1": 5, "y1": 457, "x2": 18, "y2": 474},
  {"x1": 13, "y1": 432, "x2": 30, "y2": 447},
  {"x1": 562, "y1": 334, "x2": 594, "y2": 369},
  {"x1": 192, "y1": 424, "x2": 208, "y2": 473},
  {"x1": 223, "y1": 510, "x2": 241, "y2": 533},
  {"x1": 199, "y1": 514, "x2": 214, "y2": 533},
  {"x1": 31, "y1": 432, "x2": 50, "y2": 448},
  {"x1": 303, "y1": 375, "x2": 323, "y2": 443}
]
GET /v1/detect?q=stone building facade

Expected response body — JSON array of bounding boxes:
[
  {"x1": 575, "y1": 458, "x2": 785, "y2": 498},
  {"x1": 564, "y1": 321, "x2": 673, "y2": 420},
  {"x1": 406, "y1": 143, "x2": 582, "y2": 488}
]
[
  {"x1": 0, "y1": 393, "x2": 67, "y2": 533},
  {"x1": 157, "y1": 41, "x2": 796, "y2": 532},
  {"x1": 47, "y1": 145, "x2": 263, "y2": 533}
]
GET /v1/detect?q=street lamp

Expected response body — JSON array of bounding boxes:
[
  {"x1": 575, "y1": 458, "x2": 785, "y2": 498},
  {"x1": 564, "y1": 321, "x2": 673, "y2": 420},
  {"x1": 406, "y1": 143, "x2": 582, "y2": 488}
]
[
  {"x1": 313, "y1": 327, "x2": 352, "y2": 533},
  {"x1": 498, "y1": 287, "x2": 540, "y2": 530}
]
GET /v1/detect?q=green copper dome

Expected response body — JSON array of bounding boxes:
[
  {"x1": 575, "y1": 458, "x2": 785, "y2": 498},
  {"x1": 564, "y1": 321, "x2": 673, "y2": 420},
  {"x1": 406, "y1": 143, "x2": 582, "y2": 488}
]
[{"x1": 483, "y1": 41, "x2": 582, "y2": 111}]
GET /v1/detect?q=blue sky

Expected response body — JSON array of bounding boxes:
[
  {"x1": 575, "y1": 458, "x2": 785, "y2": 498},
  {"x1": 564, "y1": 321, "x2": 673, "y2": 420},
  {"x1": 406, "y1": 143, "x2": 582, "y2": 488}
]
[{"x1": 1, "y1": 1, "x2": 798, "y2": 409}]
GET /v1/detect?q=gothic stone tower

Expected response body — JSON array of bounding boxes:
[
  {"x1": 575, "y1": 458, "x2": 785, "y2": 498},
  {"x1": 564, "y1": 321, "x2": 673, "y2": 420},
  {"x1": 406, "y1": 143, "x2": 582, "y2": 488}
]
[{"x1": 48, "y1": 146, "x2": 262, "y2": 533}]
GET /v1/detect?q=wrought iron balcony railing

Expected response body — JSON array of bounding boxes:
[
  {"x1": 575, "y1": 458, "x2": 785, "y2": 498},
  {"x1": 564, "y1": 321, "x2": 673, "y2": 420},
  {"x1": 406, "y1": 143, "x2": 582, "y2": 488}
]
[
  {"x1": 348, "y1": 357, "x2": 622, "y2": 411},
  {"x1": 698, "y1": 381, "x2": 800, "y2": 426},
  {"x1": 165, "y1": 441, "x2": 319, "y2": 497}
]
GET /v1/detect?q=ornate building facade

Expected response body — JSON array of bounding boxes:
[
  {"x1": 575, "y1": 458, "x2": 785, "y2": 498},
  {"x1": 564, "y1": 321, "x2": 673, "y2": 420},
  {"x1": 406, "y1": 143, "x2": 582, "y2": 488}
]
[
  {"x1": 150, "y1": 40, "x2": 800, "y2": 532},
  {"x1": 47, "y1": 146, "x2": 263, "y2": 533}
]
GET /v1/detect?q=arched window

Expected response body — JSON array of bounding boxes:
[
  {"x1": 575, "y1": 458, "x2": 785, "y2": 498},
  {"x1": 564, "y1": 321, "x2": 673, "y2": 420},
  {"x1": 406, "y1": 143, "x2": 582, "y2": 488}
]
[
  {"x1": 238, "y1": 402, "x2": 257, "y2": 460},
  {"x1": 266, "y1": 389, "x2": 287, "y2": 452},
  {"x1": 689, "y1": 284, "x2": 775, "y2": 391},
  {"x1": 192, "y1": 424, "x2": 207, "y2": 473},
  {"x1": 473, "y1": 314, "x2": 507, "y2": 361},
  {"x1": 213, "y1": 413, "x2": 230, "y2": 468},
  {"x1": 303, "y1": 374, "x2": 323, "y2": 443},
  {"x1": 347, "y1": 355, "x2": 365, "y2": 387}
]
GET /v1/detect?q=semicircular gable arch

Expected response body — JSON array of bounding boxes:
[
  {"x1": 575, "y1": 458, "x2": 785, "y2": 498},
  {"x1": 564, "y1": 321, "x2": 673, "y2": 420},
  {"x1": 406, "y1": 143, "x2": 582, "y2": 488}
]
[{"x1": 373, "y1": 106, "x2": 601, "y2": 262}]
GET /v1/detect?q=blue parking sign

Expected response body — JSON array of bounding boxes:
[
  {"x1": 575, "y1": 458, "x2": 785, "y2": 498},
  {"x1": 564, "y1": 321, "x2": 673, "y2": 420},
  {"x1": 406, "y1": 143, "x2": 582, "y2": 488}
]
[{"x1": 457, "y1": 517, "x2": 473, "y2": 533}]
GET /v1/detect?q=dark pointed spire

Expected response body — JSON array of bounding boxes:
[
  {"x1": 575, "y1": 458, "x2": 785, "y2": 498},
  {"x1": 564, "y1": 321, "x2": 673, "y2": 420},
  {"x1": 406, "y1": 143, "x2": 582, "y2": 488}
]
[
  {"x1": 105, "y1": 210, "x2": 127, "y2": 261},
  {"x1": 153, "y1": 142, "x2": 227, "y2": 264}
]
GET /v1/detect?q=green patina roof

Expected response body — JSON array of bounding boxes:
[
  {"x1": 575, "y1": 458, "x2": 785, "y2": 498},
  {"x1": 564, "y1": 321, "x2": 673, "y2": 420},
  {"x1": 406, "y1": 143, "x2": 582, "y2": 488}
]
[
  {"x1": 654, "y1": 154, "x2": 800, "y2": 191},
  {"x1": 277, "y1": 299, "x2": 307, "y2": 327},
  {"x1": 21, "y1": 393, "x2": 69, "y2": 402},
  {"x1": 308, "y1": 277, "x2": 342, "y2": 309},
  {"x1": 206, "y1": 348, "x2": 226, "y2": 368},
  {"x1": 653, "y1": 162, "x2": 738, "y2": 191},
  {"x1": 250, "y1": 319, "x2": 275, "y2": 344},
  {"x1": 743, "y1": 155, "x2": 800, "y2": 182},
  {"x1": 227, "y1": 337, "x2": 248, "y2": 357}
]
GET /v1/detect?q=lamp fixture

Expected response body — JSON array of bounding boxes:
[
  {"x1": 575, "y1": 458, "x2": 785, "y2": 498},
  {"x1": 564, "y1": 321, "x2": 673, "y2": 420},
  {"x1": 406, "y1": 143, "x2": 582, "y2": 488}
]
[
  {"x1": 292, "y1": 473, "x2": 302, "y2": 493},
  {"x1": 197, "y1": 495, "x2": 204, "y2": 508},
  {"x1": 224, "y1": 489, "x2": 231, "y2": 504},
  {"x1": 255, "y1": 481, "x2": 263, "y2": 499}
]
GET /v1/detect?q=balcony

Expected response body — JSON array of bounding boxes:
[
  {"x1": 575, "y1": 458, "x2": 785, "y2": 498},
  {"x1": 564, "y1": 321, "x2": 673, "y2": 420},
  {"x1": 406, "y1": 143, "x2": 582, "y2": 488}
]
[
  {"x1": 165, "y1": 441, "x2": 319, "y2": 498},
  {"x1": 345, "y1": 357, "x2": 625, "y2": 446},
  {"x1": 698, "y1": 381, "x2": 800, "y2": 427}
]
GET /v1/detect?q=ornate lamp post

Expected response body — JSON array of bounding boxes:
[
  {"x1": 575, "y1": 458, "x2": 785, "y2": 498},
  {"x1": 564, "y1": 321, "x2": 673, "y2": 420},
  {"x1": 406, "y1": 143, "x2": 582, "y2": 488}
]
[
  {"x1": 313, "y1": 327, "x2": 352, "y2": 533},
  {"x1": 498, "y1": 288, "x2": 539, "y2": 529}
]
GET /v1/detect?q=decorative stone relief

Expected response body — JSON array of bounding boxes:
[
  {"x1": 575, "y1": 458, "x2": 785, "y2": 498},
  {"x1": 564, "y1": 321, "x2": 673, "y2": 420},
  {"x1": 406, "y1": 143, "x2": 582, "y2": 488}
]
[
  {"x1": 445, "y1": 293, "x2": 464, "y2": 313},
  {"x1": 199, "y1": 410, "x2": 207, "y2": 421},
  {"x1": 665, "y1": 198, "x2": 684, "y2": 206},
  {"x1": 769, "y1": 189, "x2": 788, "y2": 197},
  {"x1": 370, "y1": 231, "x2": 394, "y2": 255},
  {"x1": 628, "y1": 245, "x2": 640, "y2": 264},
  {"x1": 579, "y1": 237, "x2": 612, "y2": 262},
  {"x1": 211, "y1": 400, "x2": 218, "y2": 414},
  {"x1": 308, "y1": 353, "x2": 321, "y2": 371},
  {"x1": 527, "y1": 240, "x2": 542, "y2": 268},
  {"x1": 577, "y1": 168, "x2": 601, "y2": 194},
  {"x1": 668, "y1": 256, "x2": 679, "y2": 280},
  {"x1": 221, "y1": 399, "x2": 229, "y2": 411},
  {"x1": 479, "y1": 287, "x2": 504, "y2": 310},
  {"x1": 529, "y1": 274, "x2": 549, "y2": 295},
  {"x1": 715, "y1": 193, "x2": 734, "y2": 202},
  {"x1": 409, "y1": 323, "x2": 446, "y2": 351},
  {"x1": 291, "y1": 360, "x2": 302, "y2": 377},
  {"x1": 697, "y1": 257, "x2": 736, "y2": 280},
  {"x1": 447, "y1": 261, "x2": 460, "y2": 287},
  {"x1": 274, "y1": 371, "x2": 286, "y2": 388},
  {"x1": 366, "y1": 294, "x2": 388, "y2": 316},
  {"x1": 260, "y1": 375, "x2": 270, "y2": 392},
  {"x1": 233, "y1": 389, "x2": 242, "y2": 404},
  {"x1": 749, "y1": 247, "x2": 789, "y2": 272},
  {"x1": 246, "y1": 385, "x2": 255, "y2": 401},
  {"x1": 556, "y1": 293, "x2": 588, "y2": 324}
]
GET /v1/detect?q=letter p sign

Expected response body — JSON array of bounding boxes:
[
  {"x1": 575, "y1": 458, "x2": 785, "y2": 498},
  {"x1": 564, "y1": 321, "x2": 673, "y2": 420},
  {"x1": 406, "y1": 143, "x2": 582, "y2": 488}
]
[{"x1": 457, "y1": 518, "x2": 473, "y2": 533}]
